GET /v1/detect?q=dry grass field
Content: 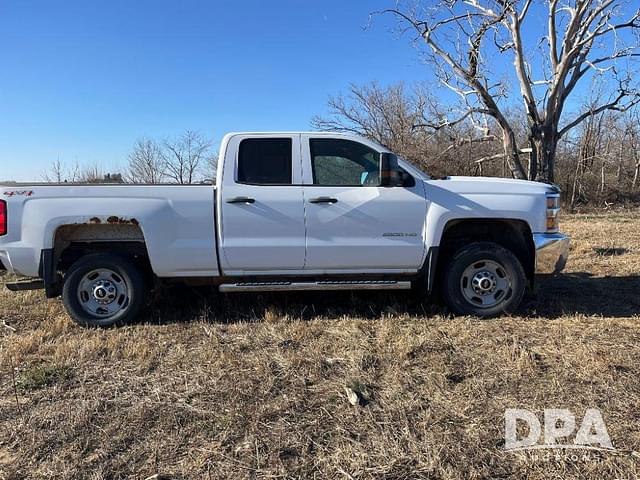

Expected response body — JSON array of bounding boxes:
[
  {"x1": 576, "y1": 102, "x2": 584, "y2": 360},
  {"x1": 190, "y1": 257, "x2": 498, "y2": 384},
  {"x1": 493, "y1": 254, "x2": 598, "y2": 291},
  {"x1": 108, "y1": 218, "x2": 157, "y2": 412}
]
[{"x1": 1, "y1": 212, "x2": 640, "y2": 479}]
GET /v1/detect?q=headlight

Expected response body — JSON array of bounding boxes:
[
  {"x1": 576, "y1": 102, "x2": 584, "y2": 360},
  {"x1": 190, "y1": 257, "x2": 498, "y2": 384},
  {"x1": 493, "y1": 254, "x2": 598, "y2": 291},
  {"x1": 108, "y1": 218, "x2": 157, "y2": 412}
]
[{"x1": 546, "y1": 193, "x2": 560, "y2": 232}]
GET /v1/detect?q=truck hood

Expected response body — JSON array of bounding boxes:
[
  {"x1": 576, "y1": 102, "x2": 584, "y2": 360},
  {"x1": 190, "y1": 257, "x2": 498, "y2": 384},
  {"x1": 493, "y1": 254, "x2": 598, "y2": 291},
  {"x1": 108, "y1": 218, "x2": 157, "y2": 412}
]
[
  {"x1": 420, "y1": 175, "x2": 555, "y2": 234},
  {"x1": 426, "y1": 176, "x2": 556, "y2": 196}
]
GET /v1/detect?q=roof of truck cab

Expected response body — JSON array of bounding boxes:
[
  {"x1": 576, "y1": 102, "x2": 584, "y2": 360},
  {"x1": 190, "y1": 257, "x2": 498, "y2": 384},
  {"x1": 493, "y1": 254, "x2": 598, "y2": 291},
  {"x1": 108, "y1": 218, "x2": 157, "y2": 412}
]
[
  {"x1": 221, "y1": 131, "x2": 390, "y2": 151},
  {"x1": 225, "y1": 131, "x2": 364, "y2": 136}
]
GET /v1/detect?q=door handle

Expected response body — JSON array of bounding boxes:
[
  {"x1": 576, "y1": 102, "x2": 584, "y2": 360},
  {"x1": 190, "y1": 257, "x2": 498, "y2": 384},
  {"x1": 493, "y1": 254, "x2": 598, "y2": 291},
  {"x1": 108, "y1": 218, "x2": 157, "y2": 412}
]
[
  {"x1": 309, "y1": 196, "x2": 338, "y2": 204},
  {"x1": 226, "y1": 196, "x2": 255, "y2": 204}
]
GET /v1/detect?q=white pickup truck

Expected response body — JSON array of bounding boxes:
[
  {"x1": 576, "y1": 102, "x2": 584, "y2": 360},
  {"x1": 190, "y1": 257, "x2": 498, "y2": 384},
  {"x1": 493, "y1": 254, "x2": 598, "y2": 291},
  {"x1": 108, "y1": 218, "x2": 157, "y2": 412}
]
[{"x1": 0, "y1": 132, "x2": 569, "y2": 327}]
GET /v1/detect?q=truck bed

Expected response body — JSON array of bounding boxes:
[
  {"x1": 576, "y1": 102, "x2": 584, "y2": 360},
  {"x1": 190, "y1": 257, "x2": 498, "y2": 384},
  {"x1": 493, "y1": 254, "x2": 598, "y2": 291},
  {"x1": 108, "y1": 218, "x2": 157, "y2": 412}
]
[{"x1": 0, "y1": 183, "x2": 219, "y2": 278}]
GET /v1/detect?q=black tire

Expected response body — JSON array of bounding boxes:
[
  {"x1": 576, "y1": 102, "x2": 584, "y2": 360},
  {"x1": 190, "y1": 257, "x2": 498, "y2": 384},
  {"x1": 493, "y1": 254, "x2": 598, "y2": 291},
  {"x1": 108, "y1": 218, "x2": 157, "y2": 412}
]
[
  {"x1": 62, "y1": 253, "x2": 147, "y2": 327},
  {"x1": 442, "y1": 241, "x2": 526, "y2": 317}
]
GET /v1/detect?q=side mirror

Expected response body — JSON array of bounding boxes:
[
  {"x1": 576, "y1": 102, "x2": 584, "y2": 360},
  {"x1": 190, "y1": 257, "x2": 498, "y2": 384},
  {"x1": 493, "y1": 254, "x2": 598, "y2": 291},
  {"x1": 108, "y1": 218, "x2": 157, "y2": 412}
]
[
  {"x1": 380, "y1": 152, "x2": 403, "y2": 187},
  {"x1": 399, "y1": 170, "x2": 415, "y2": 188}
]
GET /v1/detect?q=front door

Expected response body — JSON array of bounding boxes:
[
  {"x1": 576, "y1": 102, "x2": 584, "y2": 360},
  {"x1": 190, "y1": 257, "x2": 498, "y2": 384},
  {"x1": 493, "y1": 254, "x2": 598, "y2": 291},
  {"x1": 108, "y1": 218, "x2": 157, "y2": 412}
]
[
  {"x1": 218, "y1": 134, "x2": 306, "y2": 274},
  {"x1": 302, "y1": 136, "x2": 427, "y2": 272}
]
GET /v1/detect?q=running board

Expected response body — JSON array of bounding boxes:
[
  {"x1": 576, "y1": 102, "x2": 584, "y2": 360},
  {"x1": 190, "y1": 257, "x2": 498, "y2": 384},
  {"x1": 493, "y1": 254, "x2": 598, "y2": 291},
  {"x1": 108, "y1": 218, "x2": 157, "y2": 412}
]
[
  {"x1": 219, "y1": 280, "x2": 412, "y2": 293},
  {"x1": 6, "y1": 279, "x2": 45, "y2": 292}
]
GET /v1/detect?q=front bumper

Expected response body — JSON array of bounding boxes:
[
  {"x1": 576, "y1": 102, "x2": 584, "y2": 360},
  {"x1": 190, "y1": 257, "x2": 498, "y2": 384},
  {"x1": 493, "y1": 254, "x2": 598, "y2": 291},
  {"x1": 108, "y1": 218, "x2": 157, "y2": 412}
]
[{"x1": 533, "y1": 233, "x2": 570, "y2": 274}]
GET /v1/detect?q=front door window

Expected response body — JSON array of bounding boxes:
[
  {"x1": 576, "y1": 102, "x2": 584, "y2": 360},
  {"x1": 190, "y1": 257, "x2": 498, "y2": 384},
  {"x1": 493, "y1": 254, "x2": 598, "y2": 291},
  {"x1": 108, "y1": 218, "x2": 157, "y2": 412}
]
[{"x1": 310, "y1": 138, "x2": 380, "y2": 186}]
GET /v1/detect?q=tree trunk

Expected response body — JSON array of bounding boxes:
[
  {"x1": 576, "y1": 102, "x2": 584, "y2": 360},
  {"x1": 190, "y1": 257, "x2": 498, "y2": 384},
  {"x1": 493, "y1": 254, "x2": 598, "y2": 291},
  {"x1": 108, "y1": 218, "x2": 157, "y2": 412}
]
[
  {"x1": 570, "y1": 153, "x2": 582, "y2": 212},
  {"x1": 502, "y1": 128, "x2": 527, "y2": 180},
  {"x1": 535, "y1": 138, "x2": 557, "y2": 183},
  {"x1": 616, "y1": 139, "x2": 624, "y2": 182},
  {"x1": 528, "y1": 123, "x2": 557, "y2": 183},
  {"x1": 528, "y1": 137, "x2": 538, "y2": 180}
]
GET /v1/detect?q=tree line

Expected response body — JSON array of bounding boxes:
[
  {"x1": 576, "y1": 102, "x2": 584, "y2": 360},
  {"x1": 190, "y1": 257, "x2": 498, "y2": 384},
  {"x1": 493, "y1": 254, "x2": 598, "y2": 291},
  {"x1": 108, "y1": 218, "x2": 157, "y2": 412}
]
[
  {"x1": 310, "y1": 0, "x2": 640, "y2": 209},
  {"x1": 44, "y1": 0, "x2": 640, "y2": 209},
  {"x1": 313, "y1": 81, "x2": 640, "y2": 210},
  {"x1": 44, "y1": 130, "x2": 217, "y2": 185},
  {"x1": 376, "y1": 0, "x2": 640, "y2": 184}
]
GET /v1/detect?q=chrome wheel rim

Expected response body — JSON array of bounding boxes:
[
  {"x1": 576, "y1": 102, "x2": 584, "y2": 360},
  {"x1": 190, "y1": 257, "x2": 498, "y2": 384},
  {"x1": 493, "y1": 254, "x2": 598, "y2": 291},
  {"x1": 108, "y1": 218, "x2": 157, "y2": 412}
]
[
  {"x1": 460, "y1": 259, "x2": 512, "y2": 309},
  {"x1": 77, "y1": 269, "x2": 130, "y2": 317}
]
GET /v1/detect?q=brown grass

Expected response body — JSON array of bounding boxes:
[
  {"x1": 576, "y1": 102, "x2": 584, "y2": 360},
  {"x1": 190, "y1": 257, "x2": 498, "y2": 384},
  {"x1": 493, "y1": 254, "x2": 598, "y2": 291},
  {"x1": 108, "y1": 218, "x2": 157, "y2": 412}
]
[{"x1": 1, "y1": 212, "x2": 640, "y2": 479}]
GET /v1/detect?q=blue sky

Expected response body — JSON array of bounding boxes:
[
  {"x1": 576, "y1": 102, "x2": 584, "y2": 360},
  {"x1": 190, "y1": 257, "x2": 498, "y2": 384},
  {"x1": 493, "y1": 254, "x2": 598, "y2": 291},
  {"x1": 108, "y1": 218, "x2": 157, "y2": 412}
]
[
  {"x1": 1, "y1": 1, "x2": 635, "y2": 181},
  {"x1": 0, "y1": 0, "x2": 429, "y2": 181}
]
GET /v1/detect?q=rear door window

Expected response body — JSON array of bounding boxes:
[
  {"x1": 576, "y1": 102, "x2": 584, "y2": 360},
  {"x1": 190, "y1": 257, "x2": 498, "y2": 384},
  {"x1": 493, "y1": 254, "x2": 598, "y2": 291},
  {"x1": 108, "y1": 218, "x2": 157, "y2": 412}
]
[{"x1": 237, "y1": 138, "x2": 293, "y2": 185}]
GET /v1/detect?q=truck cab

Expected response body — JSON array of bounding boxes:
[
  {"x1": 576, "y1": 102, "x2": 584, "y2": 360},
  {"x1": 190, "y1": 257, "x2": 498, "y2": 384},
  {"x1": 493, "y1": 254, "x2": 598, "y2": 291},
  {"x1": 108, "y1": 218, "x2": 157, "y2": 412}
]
[
  {"x1": 0, "y1": 131, "x2": 569, "y2": 327},
  {"x1": 216, "y1": 133, "x2": 428, "y2": 275}
]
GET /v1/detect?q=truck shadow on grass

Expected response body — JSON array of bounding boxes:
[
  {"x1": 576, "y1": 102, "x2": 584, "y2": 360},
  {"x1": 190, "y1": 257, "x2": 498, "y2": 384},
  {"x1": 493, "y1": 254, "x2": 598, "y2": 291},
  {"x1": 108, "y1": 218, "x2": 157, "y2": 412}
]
[
  {"x1": 146, "y1": 286, "x2": 447, "y2": 325},
  {"x1": 146, "y1": 272, "x2": 640, "y2": 324},
  {"x1": 530, "y1": 272, "x2": 640, "y2": 319}
]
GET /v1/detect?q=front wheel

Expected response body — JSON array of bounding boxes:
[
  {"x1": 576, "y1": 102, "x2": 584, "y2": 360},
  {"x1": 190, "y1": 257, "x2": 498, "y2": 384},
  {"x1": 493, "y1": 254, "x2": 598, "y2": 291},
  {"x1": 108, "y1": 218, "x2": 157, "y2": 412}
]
[
  {"x1": 442, "y1": 242, "x2": 526, "y2": 317},
  {"x1": 62, "y1": 253, "x2": 147, "y2": 327}
]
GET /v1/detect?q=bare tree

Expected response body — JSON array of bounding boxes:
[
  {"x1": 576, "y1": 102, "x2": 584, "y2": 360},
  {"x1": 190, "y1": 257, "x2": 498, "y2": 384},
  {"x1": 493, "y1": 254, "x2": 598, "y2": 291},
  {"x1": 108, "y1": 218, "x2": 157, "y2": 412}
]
[
  {"x1": 44, "y1": 159, "x2": 123, "y2": 184},
  {"x1": 312, "y1": 81, "x2": 504, "y2": 175},
  {"x1": 162, "y1": 131, "x2": 213, "y2": 184},
  {"x1": 44, "y1": 157, "x2": 64, "y2": 182},
  {"x1": 78, "y1": 164, "x2": 124, "y2": 184},
  {"x1": 79, "y1": 163, "x2": 105, "y2": 183},
  {"x1": 43, "y1": 157, "x2": 80, "y2": 183},
  {"x1": 383, "y1": 0, "x2": 640, "y2": 182},
  {"x1": 127, "y1": 138, "x2": 165, "y2": 184},
  {"x1": 627, "y1": 111, "x2": 640, "y2": 189},
  {"x1": 312, "y1": 83, "x2": 429, "y2": 150},
  {"x1": 205, "y1": 153, "x2": 219, "y2": 183}
]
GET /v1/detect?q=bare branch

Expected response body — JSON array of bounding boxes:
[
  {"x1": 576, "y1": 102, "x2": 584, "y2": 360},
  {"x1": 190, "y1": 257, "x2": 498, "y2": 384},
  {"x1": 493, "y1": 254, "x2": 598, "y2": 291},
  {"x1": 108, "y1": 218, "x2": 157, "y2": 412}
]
[
  {"x1": 559, "y1": 88, "x2": 640, "y2": 138},
  {"x1": 548, "y1": 0, "x2": 559, "y2": 68},
  {"x1": 434, "y1": 134, "x2": 498, "y2": 161},
  {"x1": 474, "y1": 153, "x2": 505, "y2": 164},
  {"x1": 463, "y1": 0, "x2": 500, "y2": 19},
  {"x1": 576, "y1": 7, "x2": 640, "y2": 49},
  {"x1": 507, "y1": 5, "x2": 540, "y2": 125},
  {"x1": 518, "y1": 0, "x2": 534, "y2": 23},
  {"x1": 412, "y1": 108, "x2": 492, "y2": 131}
]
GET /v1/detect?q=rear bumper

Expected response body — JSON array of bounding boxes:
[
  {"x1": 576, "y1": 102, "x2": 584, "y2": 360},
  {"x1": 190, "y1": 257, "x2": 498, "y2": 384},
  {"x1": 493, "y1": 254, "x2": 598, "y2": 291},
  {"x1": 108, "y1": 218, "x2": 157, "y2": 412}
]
[
  {"x1": 0, "y1": 246, "x2": 40, "y2": 277},
  {"x1": 533, "y1": 233, "x2": 570, "y2": 274},
  {"x1": 0, "y1": 250, "x2": 10, "y2": 272}
]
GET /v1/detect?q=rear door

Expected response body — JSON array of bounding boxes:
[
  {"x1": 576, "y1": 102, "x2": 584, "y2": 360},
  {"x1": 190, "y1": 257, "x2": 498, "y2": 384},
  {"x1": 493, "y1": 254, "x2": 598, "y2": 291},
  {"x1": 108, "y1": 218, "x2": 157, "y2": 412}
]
[
  {"x1": 301, "y1": 135, "x2": 427, "y2": 272},
  {"x1": 217, "y1": 134, "x2": 306, "y2": 274}
]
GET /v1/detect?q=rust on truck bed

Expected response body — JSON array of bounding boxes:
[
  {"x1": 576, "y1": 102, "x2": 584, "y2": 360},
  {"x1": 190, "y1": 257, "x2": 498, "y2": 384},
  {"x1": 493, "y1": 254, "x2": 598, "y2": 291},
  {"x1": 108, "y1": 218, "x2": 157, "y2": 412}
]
[{"x1": 88, "y1": 216, "x2": 139, "y2": 226}]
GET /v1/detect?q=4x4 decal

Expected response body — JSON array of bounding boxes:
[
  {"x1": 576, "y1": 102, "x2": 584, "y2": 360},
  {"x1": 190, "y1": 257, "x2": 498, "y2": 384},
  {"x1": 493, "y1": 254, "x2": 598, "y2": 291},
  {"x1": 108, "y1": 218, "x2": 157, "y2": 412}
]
[{"x1": 3, "y1": 190, "x2": 34, "y2": 197}]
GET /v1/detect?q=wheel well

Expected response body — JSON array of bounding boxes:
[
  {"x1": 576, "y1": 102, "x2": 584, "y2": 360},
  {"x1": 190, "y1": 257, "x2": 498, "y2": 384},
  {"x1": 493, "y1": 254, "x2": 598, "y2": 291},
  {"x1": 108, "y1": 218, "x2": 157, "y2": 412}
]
[
  {"x1": 436, "y1": 219, "x2": 535, "y2": 287},
  {"x1": 57, "y1": 242, "x2": 152, "y2": 273},
  {"x1": 49, "y1": 224, "x2": 153, "y2": 294}
]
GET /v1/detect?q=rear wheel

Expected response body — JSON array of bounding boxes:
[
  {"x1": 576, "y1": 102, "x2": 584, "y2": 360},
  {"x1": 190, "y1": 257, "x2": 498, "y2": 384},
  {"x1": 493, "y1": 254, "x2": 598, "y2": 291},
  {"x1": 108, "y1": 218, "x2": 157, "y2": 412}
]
[
  {"x1": 62, "y1": 253, "x2": 147, "y2": 327},
  {"x1": 442, "y1": 242, "x2": 526, "y2": 317}
]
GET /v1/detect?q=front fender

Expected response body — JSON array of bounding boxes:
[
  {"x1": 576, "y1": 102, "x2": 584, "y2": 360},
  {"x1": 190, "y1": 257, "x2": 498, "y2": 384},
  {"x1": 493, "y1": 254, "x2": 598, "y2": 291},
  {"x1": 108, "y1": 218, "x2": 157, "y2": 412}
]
[{"x1": 425, "y1": 182, "x2": 543, "y2": 247}]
